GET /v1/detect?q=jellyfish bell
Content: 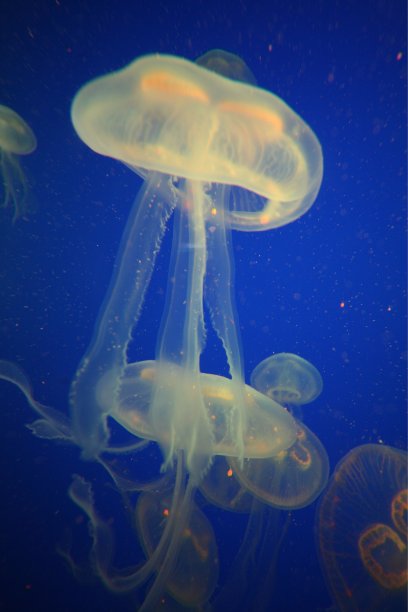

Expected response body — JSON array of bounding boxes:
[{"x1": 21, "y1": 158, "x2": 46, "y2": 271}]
[
  {"x1": 71, "y1": 53, "x2": 323, "y2": 231},
  {"x1": 0, "y1": 105, "x2": 36, "y2": 155},
  {"x1": 250, "y1": 352, "x2": 323, "y2": 408},
  {"x1": 0, "y1": 104, "x2": 37, "y2": 221},
  {"x1": 317, "y1": 444, "x2": 407, "y2": 612},
  {"x1": 230, "y1": 419, "x2": 329, "y2": 510},
  {"x1": 97, "y1": 360, "x2": 297, "y2": 461},
  {"x1": 195, "y1": 49, "x2": 257, "y2": 85}
]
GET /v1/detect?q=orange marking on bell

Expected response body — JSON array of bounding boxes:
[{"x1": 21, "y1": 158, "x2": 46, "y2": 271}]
[
  {"x1": 218, "y1": 100, "x2": 284, "y2": 132},
  {"x1": 140, "y1": 72, "x2": 209, "y2": 103}
]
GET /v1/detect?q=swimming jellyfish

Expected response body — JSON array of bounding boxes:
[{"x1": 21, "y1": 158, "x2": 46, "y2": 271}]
[
  {"x1": 251, "y1": 352, "x2": 323, "y2": 412},
  {"x1": 69, "y1": 53, "x2": 323, "y2": 480},
  {"x1": 317, "y1": 444, "x2": 407, "y2": 612},
  {"x1": 230, "y1": 355, "x2": 329, "y2": 509},
  {"x1": 0, "y1": 104, "x2": 36, "y2": 222}
]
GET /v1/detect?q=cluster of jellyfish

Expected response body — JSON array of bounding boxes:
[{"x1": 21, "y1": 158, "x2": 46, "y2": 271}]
[{"x1": 1, "y1": 49, "x2": 406, "y2": 611}]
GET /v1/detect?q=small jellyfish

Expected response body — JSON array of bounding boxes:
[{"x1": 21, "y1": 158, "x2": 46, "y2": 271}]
[
  {"x1": 251, "y1": 352, "x2": 323, "y2": 418},
  {"x1": 196, "y1": 49, "x2": 257, "y2": 85},
  {"x1": 0, "y1": 105, "x2": 36, "y2": 222}
]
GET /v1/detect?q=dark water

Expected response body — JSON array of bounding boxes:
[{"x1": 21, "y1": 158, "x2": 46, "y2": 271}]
[{"x1": 0, "y1": 1, "x2": 406, "y2": 611}]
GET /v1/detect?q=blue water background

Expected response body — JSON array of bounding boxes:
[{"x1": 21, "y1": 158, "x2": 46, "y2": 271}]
[{"x1": 0, "y1": 1, "x2": 406, "y2": 610}]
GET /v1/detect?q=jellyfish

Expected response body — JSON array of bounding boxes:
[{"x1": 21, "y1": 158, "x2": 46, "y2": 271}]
[
  {"x1": 317, "y1": 444, "x2": 408, "y2": 611},
  {"x1": 69, "y1": 53, "x2": 322, "y2": 475},
  {"x1": 196, "y1": 48, "x2": 257, "y2": 84},
  {"x1": 0, "y1": 104, "x2": 36, "y2": 222},
  {"x1": 0, "y1": 50, "x2": 323, "y2": 610},
  {"x1": 228, "y1": 355, "x2": 328, "y2": 510},
  {"x1": 251, "y1": 352, "x2": 323, "y2": 419}
]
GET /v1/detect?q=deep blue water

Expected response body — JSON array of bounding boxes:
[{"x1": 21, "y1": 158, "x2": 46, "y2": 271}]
[{"x1": 0, "y1": 1, "x2": 406, "y2": 611}]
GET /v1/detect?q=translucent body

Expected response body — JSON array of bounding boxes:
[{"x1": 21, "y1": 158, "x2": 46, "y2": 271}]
[
  {"x1": 317, "y1": 444, "x2": 407, "y2": 611},
  {"x1": 0, "y1": 104, "x2": 36, "y2": 221},
  {"x1": 251, "y1": 352, "x2": 323, "y2": 406},
  {"x1": 105, "y1": 360, "x2": 296, "y2": 459},
  {"x1": 196, "y1": 49, "x2": 257, "y2": 85},
  {"x1": 231, "y1": 420, "x2": 329, "y2": 510},
  {"x1": 72, "y1": 54, "x2": 323, "y2": 231}
]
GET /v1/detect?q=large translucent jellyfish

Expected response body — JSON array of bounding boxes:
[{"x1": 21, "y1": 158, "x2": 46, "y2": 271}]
[
  {"x1": 69, "y1": 53, "x2": 323, "y2": 481},
  {"x1": 0, "y1": 104, "x2": 36, "y2": 222}
]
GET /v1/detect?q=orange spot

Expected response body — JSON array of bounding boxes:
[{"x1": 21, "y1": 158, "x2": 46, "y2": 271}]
[
  {"x1": 140, "y1": 367, "x2": 155, "y2": 381},
  {"x1": 227, "y1": 468, "x2": 233, "y2": 478},
  {"x1": 162, "y1": 507, "x2": 170, "y2": 517},
  {"x1": 340, "y1": 301, "x2": 345, "y2": 309},
  {"x1": 203, "y1": 384, "x2": 234, "y2": 402},
  {"x1": 210, "y1": 207, "x2": 217, "y2": 216},
  {"x1": 140, "y1": 72, "x2": 209, "y2": 103},
  {"x1": 218, "y1": 100, "x2": 284, "y2": 132},
  {"x1": 259, "y1": 213, "x2": 271, "y2": 226}
]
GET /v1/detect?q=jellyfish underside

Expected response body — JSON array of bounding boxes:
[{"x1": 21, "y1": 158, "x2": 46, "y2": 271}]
[
  {"x1": 0, "y1": 50, "x2": 324, "y2": 610},
  {"x1": 0, "y1": 105, "x2": 36, "y2": 222},
  {"x1": 318, "y1": 444, "x2": 408, "y2": 612}
]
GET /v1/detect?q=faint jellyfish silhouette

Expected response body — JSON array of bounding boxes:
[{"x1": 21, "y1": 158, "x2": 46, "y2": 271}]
[
  {"x1": 0, "y1": 105, "x2": 36, "y2": 222},
  {"x1": 196, "y1": 48, "x2": 257, "y2": 84},
  {"x1": 136, "y1": 489, "x2": 219, "y2": 608},
  {"x1": 317, "y1": 444, "x2": 407, "y2": 612}
]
